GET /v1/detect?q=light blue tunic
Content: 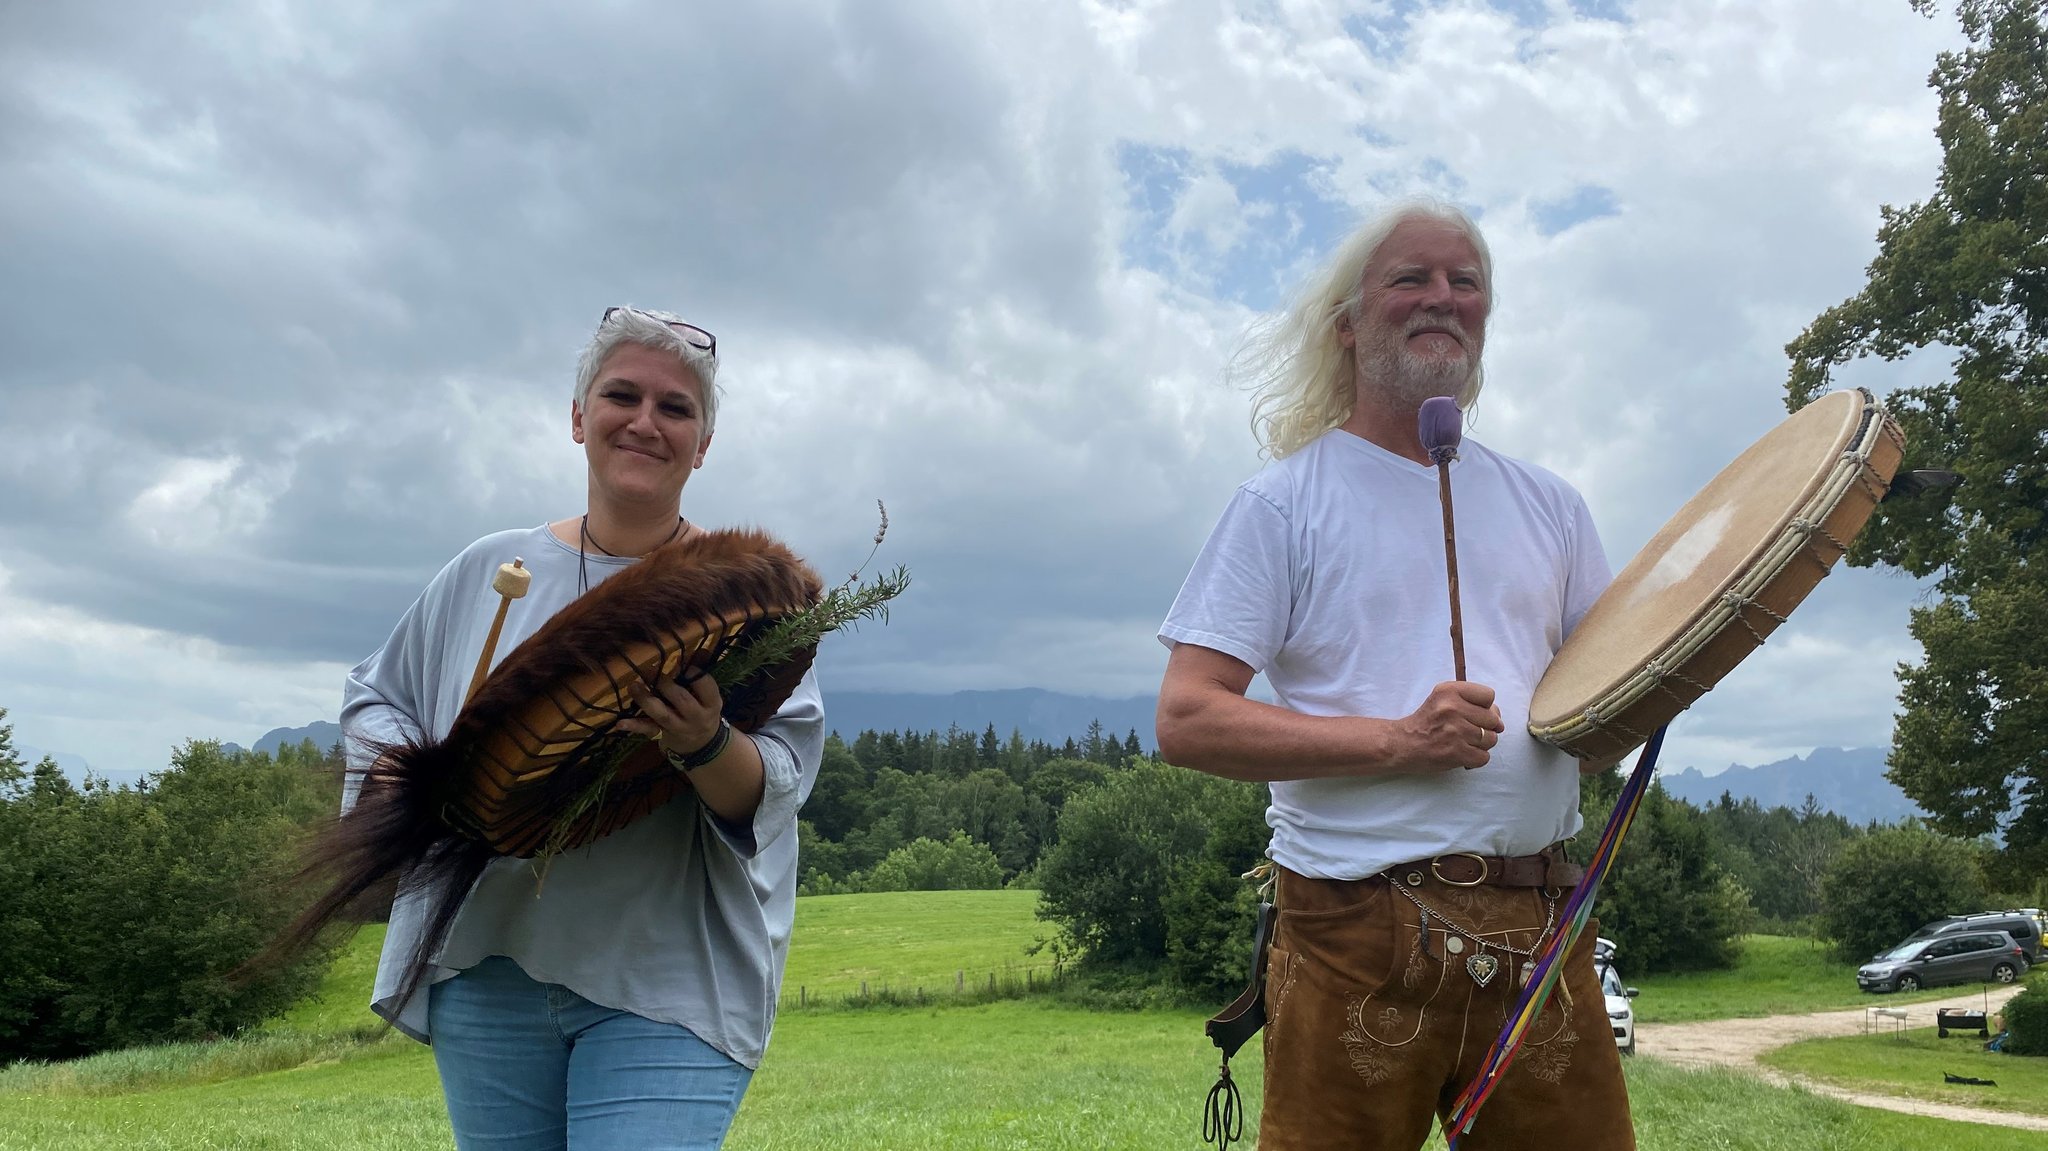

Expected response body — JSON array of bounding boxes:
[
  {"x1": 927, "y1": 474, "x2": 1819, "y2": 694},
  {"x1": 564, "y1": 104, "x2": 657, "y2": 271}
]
[{"x1": 340, "y1": 524, "x2": 824, "y2": 1068}]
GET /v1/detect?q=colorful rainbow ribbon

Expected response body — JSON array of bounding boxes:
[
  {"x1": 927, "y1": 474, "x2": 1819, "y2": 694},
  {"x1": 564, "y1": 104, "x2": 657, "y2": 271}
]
[{"x1": 1442, "y1": 724, "x2": 1669, "y2": 1146}]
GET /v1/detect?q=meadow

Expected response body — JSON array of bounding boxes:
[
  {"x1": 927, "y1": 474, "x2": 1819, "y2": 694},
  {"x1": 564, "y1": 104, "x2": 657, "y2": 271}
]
[
  {"x1": 1760, "y1": 1026, "x2": 2048, "y2": 1118},
  {"x1": 1, "y1": 892, "x2": 2037, "y2": 1150},
  {"x1": 778, "y1": 889, "x2": 1053, "y2": 1003},
  {"x1": 4, "y1": 1000, "x2": 2036, "y2": 1151}
]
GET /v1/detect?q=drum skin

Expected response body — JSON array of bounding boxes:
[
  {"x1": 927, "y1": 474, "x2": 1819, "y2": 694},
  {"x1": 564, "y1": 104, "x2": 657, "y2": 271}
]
[{"x1": 1527, "y1": 389, "x2": 1905, "y2": 761}]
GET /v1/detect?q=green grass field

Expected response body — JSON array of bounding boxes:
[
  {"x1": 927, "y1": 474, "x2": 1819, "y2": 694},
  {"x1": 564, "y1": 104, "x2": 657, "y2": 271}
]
[
  {"x1": 2, "y1": 1002, "x2": 2034, "y2": 1150},
  {"x1": 1627, "y1": 935, "x2": 1985, "y2": 1023},
  {"x1": 272, "y1": 925, "x2": 390, "y2": 1035},
  {"x1": 275, "y1": 890, "x2": 1055, "y2": 1031},
  {"x1": 1760, "y1": 1025, "x2": 2048, "y2": 1118},
  {"x1": 2, "y1": 894, "x2": 2040, "y2": 1149},
  {"x1": 780, "y1": 889, "x2": 1052, "y2": 1002},
  {"x1": 279, "y1": 910, "x2": 1982, "y2": 1030}
]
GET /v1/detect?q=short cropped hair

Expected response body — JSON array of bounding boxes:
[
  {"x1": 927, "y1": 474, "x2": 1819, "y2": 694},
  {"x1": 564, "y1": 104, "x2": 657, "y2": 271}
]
[{"x1": 572, "y1": 308, "x2": 722, "y2": 433}]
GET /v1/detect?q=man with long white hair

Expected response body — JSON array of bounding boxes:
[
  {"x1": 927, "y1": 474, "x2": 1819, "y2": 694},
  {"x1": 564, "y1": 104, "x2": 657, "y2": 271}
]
[{"x1": 1156, "y1": 201, "x2": 1633, "y2": 1149}]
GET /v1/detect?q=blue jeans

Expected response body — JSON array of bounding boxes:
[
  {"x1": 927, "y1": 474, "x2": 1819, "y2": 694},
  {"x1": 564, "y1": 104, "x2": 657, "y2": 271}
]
[{"x1": 428, "y1": 955, "x2": 753, "y2": 1151}]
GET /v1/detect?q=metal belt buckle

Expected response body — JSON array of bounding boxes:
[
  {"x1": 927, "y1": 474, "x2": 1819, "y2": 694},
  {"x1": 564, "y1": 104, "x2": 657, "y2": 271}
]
[{"x1": 1431, "y1": 852, "x2": 1488, "y2": 887}]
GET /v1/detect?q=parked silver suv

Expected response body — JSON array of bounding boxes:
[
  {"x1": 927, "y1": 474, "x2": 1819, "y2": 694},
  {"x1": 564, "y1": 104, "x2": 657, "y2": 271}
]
[
  {"x1": 1902, "y1": 910, "x2": 2045, "y2": 964},
  {"x1": 1857, "y1": 929, "x2": 2031, "y2": 993}
]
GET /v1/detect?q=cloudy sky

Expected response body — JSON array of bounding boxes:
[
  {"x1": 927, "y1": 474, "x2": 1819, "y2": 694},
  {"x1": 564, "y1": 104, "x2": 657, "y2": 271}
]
[{"x1": 0, "y1": 0, "x2": 1965, "y2": 777}]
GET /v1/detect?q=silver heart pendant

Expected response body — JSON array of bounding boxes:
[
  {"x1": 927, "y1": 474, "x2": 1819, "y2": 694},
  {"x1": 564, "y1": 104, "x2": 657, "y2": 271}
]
[{"x1": 1466, "y1": 952, "x2": 1500, "y2": 988}]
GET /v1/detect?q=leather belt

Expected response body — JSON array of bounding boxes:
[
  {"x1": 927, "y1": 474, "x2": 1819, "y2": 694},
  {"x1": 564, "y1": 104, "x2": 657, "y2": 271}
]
[{"x1": 1387, "y1": 844, "x2": 1582, "y2": 889}]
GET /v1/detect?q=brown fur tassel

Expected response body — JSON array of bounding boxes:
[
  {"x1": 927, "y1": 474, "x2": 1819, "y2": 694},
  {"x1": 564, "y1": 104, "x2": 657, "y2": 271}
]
[{"x1": 250, "y1": 527, "x2": 824, "y2": 1017}]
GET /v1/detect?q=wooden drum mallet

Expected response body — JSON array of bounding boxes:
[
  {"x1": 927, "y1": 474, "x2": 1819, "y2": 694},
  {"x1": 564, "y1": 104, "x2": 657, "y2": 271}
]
[
  {"x1": 466, "y1": 558, "x2": 531, "y2": 703},
  {"x1": 1418, "y1": 396, "x2": 1467, "y2": 682}
]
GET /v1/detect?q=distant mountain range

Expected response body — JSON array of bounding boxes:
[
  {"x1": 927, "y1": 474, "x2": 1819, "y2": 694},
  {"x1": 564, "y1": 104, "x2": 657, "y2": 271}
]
[
  {"x1": 819, "y1": 689, "x2": 1157, "y2": 749},
  {"x1": 22, "y1": 695, "x2": 1925, "y2": 825},
  {"x1": 242, "y1": 722, "x2": 345, "y2": 757},
  {"x1": 19, "y1": 722, "x2": 346, "y2": 789},
  {"x1": 1658, "y1": 746, "x2": 1925, "y2": 825}
]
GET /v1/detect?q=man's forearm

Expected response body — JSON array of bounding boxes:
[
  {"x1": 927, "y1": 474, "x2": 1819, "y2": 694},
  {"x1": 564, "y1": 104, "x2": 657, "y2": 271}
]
[{"x1": 1156, "y1": 691, "x2": 1413, "y2": 781}]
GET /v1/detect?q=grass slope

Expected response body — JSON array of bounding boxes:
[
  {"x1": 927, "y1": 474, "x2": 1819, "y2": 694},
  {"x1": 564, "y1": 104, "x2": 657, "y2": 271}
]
[
  {"x1": 3, "y1": 895, "x2": 2039, "y2": 1149},
  {"x1": 780, "y1": 890, "x2": 1051, "y2": 1002},
  {"x1": 273, "y1": 891, "x2": 1055, "y2": 1030},
  {"x1": 1760, "y1": 1026, "x2": 2048, "y2": 1118},
  {"x1": 0, "y1": 1044, "x2": 448, "y2": 1151},
  {"x1": 274, "y1": 912, "x2": 1989, "y2": 1031},
  {"x1": 4, "y1": 1004, "x2": 2031, "y2": 1150},
  {"x1": 272, "y1": 924, "x2": 389, "y2": 1035}
]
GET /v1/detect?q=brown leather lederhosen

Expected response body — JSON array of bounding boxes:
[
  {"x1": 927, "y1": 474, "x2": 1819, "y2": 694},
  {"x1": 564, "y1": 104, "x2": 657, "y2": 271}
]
[{"x1": 1254, "y1": 845, "x2": 1634, "y2": 1151}]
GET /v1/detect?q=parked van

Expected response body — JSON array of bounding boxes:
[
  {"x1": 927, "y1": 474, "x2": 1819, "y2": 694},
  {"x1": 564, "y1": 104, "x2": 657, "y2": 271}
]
[
  {"x1": 1857, "y1": 930, "x2": 2030, "y2": 993},
  {"x1": 1903, "y1": 910, "x2": 2045, "y2": 964}
]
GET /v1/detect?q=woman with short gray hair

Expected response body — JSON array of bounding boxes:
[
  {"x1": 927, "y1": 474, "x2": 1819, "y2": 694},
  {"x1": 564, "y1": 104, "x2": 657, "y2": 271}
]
[{"x1": 341, "y1": 305, "x2": 824, "y2": 1150}]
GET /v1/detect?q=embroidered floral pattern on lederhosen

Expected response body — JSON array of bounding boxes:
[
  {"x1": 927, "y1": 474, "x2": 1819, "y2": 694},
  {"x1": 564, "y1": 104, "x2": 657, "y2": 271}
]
[
  {"x1": 1509, "y1": 926, "x2": 1586, "y2": 1085},
  {"x1": 1340, "y1": 992, "x2": 1439, "y2": 1085},
  {"x1": 1341, "y1": 879, "x2": 1578, "y2": 1087},
  {"x1": 1257, "y1": 870, "x2": 1633, "y2": 1150},
  {"x1": 1457, "y1": 899, "x2": 1580, "y2": 1085},
  {"x1": 1334, "y1": 889, "x2": 1453, "y2": 1084}
]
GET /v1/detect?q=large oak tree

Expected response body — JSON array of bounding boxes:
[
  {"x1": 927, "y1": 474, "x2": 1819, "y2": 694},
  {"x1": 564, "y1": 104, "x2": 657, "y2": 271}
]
[{"x1": 1787, "y1": 0, "x2": 2048, "y2": 879}]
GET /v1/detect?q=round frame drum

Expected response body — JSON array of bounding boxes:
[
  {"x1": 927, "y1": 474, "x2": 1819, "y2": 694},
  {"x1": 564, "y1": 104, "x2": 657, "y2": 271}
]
[
  {"x1": 451, "y1": 610, "x2": 812, "y2": 857},
  {"x1": 430, "y1": 528, "x2": 822, "y2": 857},
  {"x1": 1527, "y1": 388, "x2": 1905, "y2": 761}
]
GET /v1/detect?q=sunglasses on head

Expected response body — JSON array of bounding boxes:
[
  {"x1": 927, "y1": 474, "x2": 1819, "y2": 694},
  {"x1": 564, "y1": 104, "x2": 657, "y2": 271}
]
[{"x1": 601, "y1": 306, "x2": 716, "y2": 358}]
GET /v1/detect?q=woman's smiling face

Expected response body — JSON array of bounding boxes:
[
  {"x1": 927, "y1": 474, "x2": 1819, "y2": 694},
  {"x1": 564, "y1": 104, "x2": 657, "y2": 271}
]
[{"x1": 572, "y1": 342, "x2": 713, "y2": 504}]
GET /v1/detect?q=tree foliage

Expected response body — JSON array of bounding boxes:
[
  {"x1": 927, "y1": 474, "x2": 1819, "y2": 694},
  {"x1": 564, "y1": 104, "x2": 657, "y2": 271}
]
[
  {"x1": 1699, "y1": 793, "x2": 1859, "y2": 926},
  {"x1": 855, "y1": 832, "x2": 1006, "y2": 892},
  {"x1": 1160, "y1": 771, "x2": 1273, "y2": 995},
  {"x1": 1574, "y1": 772, "x2": 1753, "y2": 973},
  {"x1": 1785, "y1": 0, "x2": 2048, "y2": 876},
  {"x1": 1033, "y1": 760, "x2": 1269, "y2": 990},
  {"x1": 0, "y1": 715, "x2": 340, "y2": 1062},
  {"x1": 800, "y1": 722, "x2": 1148, "y2": 894},
  {"x1": 1818, "y1": 824, "x2": 1986, "y2": 961},
  {"x1": 2003, "y1": 972, "x2": 2048, "y2": 1054}
]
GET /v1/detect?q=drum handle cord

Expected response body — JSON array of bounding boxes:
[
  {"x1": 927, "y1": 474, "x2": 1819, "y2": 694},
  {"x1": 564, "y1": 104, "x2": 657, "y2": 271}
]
[
  {"x1": 1442, "y1": 725, "x2": 1669, "y2": 1146},
  {"x1": 1203, "y1": 1058, "x2": 1244, "y2": 1149}
]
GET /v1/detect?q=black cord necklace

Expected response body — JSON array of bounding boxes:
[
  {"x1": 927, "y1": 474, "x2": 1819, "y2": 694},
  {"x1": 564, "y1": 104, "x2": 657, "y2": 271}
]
[{"x1": 578, "y1": 514, "x2": 686, "y2": 594}]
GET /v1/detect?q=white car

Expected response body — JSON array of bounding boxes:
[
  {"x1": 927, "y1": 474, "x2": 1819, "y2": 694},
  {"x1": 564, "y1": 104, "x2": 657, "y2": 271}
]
[{"x1": 1592, "y1": 936, "x2": 1638, "y2": 1056}]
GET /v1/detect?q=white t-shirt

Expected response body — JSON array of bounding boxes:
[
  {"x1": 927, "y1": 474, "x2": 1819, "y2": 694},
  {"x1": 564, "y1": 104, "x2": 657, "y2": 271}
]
[{"x1": 1159, "y1": 429, "x2": 1612, "y2": 880}]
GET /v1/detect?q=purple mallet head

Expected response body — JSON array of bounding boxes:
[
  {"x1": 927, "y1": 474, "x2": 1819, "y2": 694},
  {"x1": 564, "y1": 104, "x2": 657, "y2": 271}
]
[{"x1": 1418, "y1": 396, "x2": 1463, "y2": 465}]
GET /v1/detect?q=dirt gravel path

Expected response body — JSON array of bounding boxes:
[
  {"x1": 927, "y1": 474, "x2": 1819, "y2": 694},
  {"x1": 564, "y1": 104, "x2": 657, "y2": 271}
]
[{"x1": 1636, "y1": 985, "x2": 2046, "y2": 1132}]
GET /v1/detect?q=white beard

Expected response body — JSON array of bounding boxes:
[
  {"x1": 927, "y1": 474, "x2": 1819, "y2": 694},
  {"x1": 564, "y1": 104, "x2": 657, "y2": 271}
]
[{"x1": 1360, "y1": 319, "x2": 1480, "y2": 407}]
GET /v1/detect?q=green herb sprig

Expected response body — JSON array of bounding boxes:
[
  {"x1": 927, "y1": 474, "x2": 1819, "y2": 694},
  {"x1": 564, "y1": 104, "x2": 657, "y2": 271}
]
[{"x1": 715, "y1": 501, "x2": 908, "y2": 692}]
